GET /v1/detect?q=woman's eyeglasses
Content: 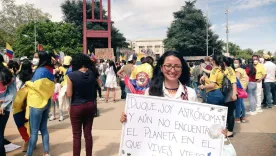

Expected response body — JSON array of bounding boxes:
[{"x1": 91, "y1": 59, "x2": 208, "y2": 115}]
[{"x1": 163, "y1": 64, "x2": 182, "y2": 71}]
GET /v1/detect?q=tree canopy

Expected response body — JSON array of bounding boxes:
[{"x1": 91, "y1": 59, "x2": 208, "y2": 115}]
[
  {"x1": 14, "y1": 21, "x2": 82, "y2": 58},
  {"x1": 0, "y1": 0, "x2": 51, "y2": 47},
  {"x1": 164, "y1": 1, "x2": 223, "y2": 56}
]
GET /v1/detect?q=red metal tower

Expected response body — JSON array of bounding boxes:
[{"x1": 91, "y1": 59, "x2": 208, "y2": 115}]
[{"x1": 83, "y1": 0, "x2": 111, "y2": 54}]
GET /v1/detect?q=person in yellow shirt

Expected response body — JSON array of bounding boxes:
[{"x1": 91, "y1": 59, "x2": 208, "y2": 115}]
[
  {"x1": 56, "y1": 56, "x2": 72, "y2": 87},
  {"x1": 198, "y1": 55, "x2": 224, "y2": 106},
  {"x1": 252, "y1": 55, "x2": 267, "y2": 112},
  {"x1": 222, "y1": 56, "x2": 237, "y2": 137}
]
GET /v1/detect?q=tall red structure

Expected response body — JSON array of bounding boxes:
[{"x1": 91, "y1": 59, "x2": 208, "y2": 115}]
[{"x1": 83, "y1": 0, "x2": 111, "y2": 54}]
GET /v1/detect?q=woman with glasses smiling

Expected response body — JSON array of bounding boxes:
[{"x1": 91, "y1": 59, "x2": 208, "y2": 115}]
[{"x1": 120, "y1": 51, "x2": 197, "y2": 122}]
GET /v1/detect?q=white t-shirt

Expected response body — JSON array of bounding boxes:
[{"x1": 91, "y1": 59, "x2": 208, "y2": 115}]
[
  {"x1": 144, "y1": 81, "x2": 198, "y2": 102},
  {"x1": 264, "y1": 61, "x2": 276, "y2": 82}
]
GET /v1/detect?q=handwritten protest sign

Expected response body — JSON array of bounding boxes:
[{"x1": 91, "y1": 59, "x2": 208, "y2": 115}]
[
  {"x1": 119, "y1": 94, "x2": 228, "y2": 156},
  {"x1": 95, "y1": 48, "x2": 114, "y2": 60}
]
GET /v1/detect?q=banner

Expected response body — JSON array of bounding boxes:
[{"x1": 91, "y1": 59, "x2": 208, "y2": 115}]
[
  {"x1": 119, "y1": 94, "x2": 228, "y2": 156},
  {"x1": 95, "y1": 48, "x2": 114, "y2": 60}
]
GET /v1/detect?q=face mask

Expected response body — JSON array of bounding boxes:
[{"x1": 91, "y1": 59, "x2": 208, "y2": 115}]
[
  {"x1": 234, "y1": 64, "x2": 239, "y2": 68},
  {"x1": 32, "y1": 58, "x2": 39, "y2": 66},
  {"x1": 253, "y1": 60, "x2": 259, "y2": 65}
]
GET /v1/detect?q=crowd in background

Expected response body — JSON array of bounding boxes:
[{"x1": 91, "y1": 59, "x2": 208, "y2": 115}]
[{"x1": 0, "y1": 50, "x2": 275, "y2": 156}]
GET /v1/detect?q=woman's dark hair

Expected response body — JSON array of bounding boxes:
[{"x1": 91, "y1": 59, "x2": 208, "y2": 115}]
[
  {"x1": 223, "y1": 56, "x2": 234, "y2": 69},
  {"x1": 234, "y1": 58, "x2": 242, "y2": 65},
  {"x1": 88, "y1": 60, "x2": 99, "y2": 78},
  {"x1": 145, "y1": 56, "x2": 154, "y2": 67},
  {"x1": 140, "y1": 57, "x2": 145, "y2": 64},
  {"x1": 149, "y1": 51, "x2": 190, "y2": 97},
  {"x1": 195, "y1": 61, "x2": 200, "y2": 66},
  {"x1": 71, "y1": 53, "x2": 92, "y2": 71},
  {"x1": 0, "y1": 63, "x2": 13, "y2": 85},
  {"x1": 109, "y1": 60, "x2": 117, "y2": 74},
  {"x1": 0, "y1": 54, "x2": 4, "y2": 63},
  {"x1": 19, "y1": 60, "x2": 33, "y2": 83},
  {"x1": 37, "y1": 51, "x2": 54, "y2": 68},
  {"x1": 247, "y1": 59, "x2": 256, "y2": 76},
  {"x1": 212, "y1": 55, "x2": 225, "y2": 71},
  {"x1": 189, "y1": 62, "x2": 194, "y2": 68},
  {"x1": 7, "y1": 60, "x2": 20, "y2": 74}
]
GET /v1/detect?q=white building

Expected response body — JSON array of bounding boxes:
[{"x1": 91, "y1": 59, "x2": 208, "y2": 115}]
[{"x1": 127, "y1": 39, "x2": 165, "y2": 56}]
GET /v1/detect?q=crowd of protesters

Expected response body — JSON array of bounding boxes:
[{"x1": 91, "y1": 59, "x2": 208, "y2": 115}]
[{"x1": 0, "y1": 50, "x2": 275, "y2": 156}]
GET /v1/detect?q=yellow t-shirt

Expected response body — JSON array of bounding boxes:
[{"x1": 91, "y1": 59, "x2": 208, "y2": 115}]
[
  {"x1": 205, "y1": 67, "x2": 224, "y2": 92},
  {"x1": 224, "y1": 67, "x2": 237, "y2": 84},
  {"x1": 255, "y1": 63, "x2": 266, "y2": 80},
  {"x1": 58, "y1": 66, "x2": 68, "y2": 75},
  {"x1": 190, "y1": 67, "x2": 193, "y2": 75},
  {"x1": 235, "y1": 68, "x2": 249, "y2": 89}
]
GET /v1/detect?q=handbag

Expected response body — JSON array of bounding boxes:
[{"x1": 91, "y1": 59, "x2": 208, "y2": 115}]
[{"x1": 236, "y1": 78, "x2": 248, "y2": 99}]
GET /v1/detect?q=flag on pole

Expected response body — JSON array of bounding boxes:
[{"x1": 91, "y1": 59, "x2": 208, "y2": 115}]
[
  {"x1": 5, "y1": 42, "x2": 14, "y2": 59},
  {"x1": 37, "y1": 44, "x2": 44, "y2": 51},
  {"x1": 54, "y1": 50, "x2": 60, "y2": 60}
]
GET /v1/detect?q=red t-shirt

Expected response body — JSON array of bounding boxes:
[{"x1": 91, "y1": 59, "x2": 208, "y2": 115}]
[{"x1": 245, "y1": 67, "x2": 256, "y2": 82}]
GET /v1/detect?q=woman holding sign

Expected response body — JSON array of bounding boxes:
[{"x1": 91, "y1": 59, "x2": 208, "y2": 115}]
[{"x1": 120, "y1": 51, "x2": 197, "y2": 122}]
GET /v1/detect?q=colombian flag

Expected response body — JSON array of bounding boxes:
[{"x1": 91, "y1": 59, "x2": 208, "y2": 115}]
[
  {"x1": 6, "y1": 42, "x2": 14, "y2": 59},
  {"x1": 124, "y1": 63, "x2": 153, "y2": 94},
  {"x1": 54, "y1": 50, "x2": 60, "y2": 60}
]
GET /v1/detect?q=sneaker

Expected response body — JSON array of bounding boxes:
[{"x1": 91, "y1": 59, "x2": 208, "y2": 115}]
[
  {"x1": 59, "y1": 116, "x2": 64, "y2": 122},
  {"x1": 49, "y1": 116, "x2": 56, "y2": 121},
  {"x1": 38, "y1": 131, "x2": 41, "y2": 135},
  {"x1": 256, "y1": 109, "x2": 263, "y2": 113},
  {"x1": 44, "y1": 154, "x2": 51, "y2": 156},
  {"x1": 247, "y1": 111, "x2": 257, "y2": 116},
  {"x1": 99, "y1": 98, "x2": 105, "y2": 101}
]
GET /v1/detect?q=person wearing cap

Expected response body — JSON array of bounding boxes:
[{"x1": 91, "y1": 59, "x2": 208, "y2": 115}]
[
  {"x1": 117, "y1": 54, "x2": 137, "y2": 94},
  {"x1": 263, "y1": 54, "x2": 276, "y2": 108}
]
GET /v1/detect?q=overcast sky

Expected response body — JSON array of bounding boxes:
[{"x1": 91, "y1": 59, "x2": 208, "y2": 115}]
[{"x1": 15, "y1": 0, "x2": 276, "y2": 52}]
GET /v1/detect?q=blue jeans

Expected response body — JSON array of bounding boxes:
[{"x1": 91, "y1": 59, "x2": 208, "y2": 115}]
[
  {"x1": 206, "y1": 89, "x2": 224, "y2": 106},
  {"x1": 0, "y1": 111, "x2": 10, "y2": 156},
  {"x1": 200, "y1": 89, "x2": 206, "y2": 103},
  {"x1": 27, "y1": 101, "x2": 50, "y2": 156},
  {"x1": 247, "y1": 82, "x2": 257, "y2": 111},
  {"x1": 100, "y1": 75, "x2": 106, "y2": 91},
  {"x1": 273, "y1": 82, "x2": 276, "y2": 104},
  {"x1": 192, "y1": 81, "x2": 199, "y2": 95},
  {"x1": 235, "y1": 98, "x2": 246, "y2": 118},
  {"x1": 264, "y1": 82, "x2": 275, "y2": 107}
]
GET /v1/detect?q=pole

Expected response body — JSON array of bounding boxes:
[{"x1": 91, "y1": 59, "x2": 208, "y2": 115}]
[
  {"x1": 226, "y1": 0, "x2": 229, "y2": 54},
  {"x1": 206, "y1": 2, "x2": 209, "y2": 56},
  {"x1": 34, "y1": 15, "x2": 37, "y2": 52}
]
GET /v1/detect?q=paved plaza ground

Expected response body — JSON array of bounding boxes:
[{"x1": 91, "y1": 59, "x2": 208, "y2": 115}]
[{"x1": 5, "y1": 90, "x2": 276, "y2": 156}]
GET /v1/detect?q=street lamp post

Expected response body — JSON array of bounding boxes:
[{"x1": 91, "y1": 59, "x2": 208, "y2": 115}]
[
  {"x1": 226, "y1": 0, "x2": 229, "y2": 54},
  {"x1": 34, "y1": 15, "x2": 37, "y2": 52},
  {"x1": 206, "y1": 2, "x2": 209, "y2": 56}
]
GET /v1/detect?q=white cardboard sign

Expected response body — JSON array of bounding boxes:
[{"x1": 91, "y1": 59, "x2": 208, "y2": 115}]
[{"x1": 119, "y1": 94, "x2": 228, "y2": 156}]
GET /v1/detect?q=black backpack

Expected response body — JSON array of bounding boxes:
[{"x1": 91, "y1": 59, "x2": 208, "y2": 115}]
[{"x1": 221, "y1": 74, "x2": 233, "y2": 103}]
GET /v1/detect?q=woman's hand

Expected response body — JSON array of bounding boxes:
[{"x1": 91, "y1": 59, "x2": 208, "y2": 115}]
[
  {"x1": 120, "y1": 112, "x2": 127, "y2": 123},
  {"x1": 200, "y1": 76, "x2": 205, "y2": 84},
  {"x1": 231, "y1": 94, "x2": 237, "y2": 101},
  {"x1": 198, "y1": 85, "x2": 204, "y2": 90}
]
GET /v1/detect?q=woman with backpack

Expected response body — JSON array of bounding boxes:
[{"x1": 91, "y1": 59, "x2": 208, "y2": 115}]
[
  {"x1": 222, "y1": 56, "x2": 237, "y2": 137},
  {"x1": 234, "y1": 58, "x2": 249, "y2": 123}
]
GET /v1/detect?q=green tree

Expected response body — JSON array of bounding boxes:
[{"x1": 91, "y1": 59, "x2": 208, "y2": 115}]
[
  {"x1": 164, "y1": 1, "x2": 223, "y2": 56},
  {"x1": 14, "y1": 21, "x2": 82, "y2": 57},
  {"x1": 228, "y1": 42, "x2": 242, "y2": 56},
  {"x1": 255, "y1": 50, "x2": 264, "y2": 56},
  {"x1": 0, "y1": 0, "x2": 51, "y2": 47},
  {"x1": 61, "y1": 0, "x2": 128, "y2": 53},
  {"x1": 267, "y1": 51, "x2": 272, "y2": 56}
]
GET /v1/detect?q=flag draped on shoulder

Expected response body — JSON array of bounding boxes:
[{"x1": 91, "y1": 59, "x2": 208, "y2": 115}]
[{"x1": 6, "y1": 42, "x2": 14, "y2": 59}]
